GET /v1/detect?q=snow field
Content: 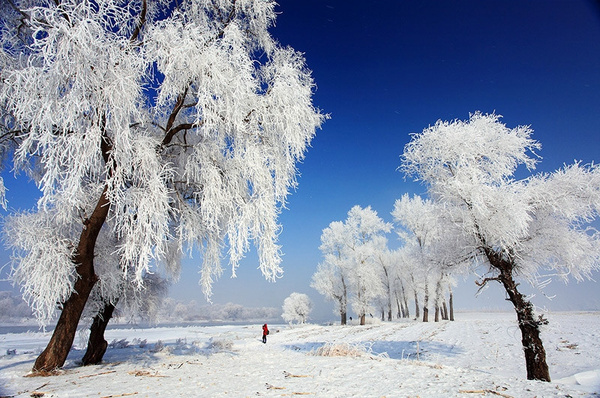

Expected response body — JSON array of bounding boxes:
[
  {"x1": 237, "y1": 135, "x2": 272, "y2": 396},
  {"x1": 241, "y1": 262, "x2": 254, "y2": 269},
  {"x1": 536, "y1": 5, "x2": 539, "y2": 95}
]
[{"x1": 1, "y1": 312, "x2": 599, "y2": 397}]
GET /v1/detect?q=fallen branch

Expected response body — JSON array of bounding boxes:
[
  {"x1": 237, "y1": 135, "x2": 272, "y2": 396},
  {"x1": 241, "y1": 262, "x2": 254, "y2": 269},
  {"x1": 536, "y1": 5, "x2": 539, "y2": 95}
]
[
  {"x1": 128, "y1": 370, "x2": 168, "y2": 378},
  {"x1": 80, "y1": 370, "x2": 117, "y2": 378},
  {"x1": 459, "y1": 389, "x2": 513, "y2": 398},
  {"x1": 100, "y1": 393, "x2": 139, "y2": 398},
  {"x1": 284, "y1": 371, "x2": 311, "y2": 378},
  {"x1": 33, "y1": 382, "x2": 50, "y2": 391},
  {"x1": 266, "y1": 383, "x2": 285, "y2": 390}
]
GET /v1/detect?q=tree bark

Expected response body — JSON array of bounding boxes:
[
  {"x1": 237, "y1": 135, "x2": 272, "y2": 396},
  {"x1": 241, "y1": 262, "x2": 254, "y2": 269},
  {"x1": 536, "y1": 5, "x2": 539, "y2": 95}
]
[
  {"x1": 359, "y1": 313, "x2": 365, "y2": 325},
  {"x1": 486, "y1": 248, "x2": 551, "y2": 382},
  {"x1": 400, "y1": 282, "x2": 409, "y2": 318},
  {"x1": 82, "y1": 300, "x2": 116, "y2": 365},
  {"x1": 413, "y1": 289, "x2": 420, "y2": 320},
  {"x1": 442, "y1": 301, "x2": 448, "y2": 321},
  {"x1": 422, "y1": 284, "x2": 429, "y2": 322},
  {"x1": 33, "y1": 187, "x2": 111, "y2": 372},
  {"x1": 434, "y1": 303, "x2": 440, "y2": 322},
  {"x1": 340, "y1": 277, "x2": 348, "y2": 325},
  {"x1": 449, "y1": 289, "x2": 454, "y2": 321}
]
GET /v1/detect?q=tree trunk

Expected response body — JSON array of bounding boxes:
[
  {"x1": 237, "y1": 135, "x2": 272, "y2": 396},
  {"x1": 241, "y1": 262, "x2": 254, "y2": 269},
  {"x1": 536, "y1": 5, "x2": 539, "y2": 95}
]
[
  {"x1": 396, "y1": 296, "x2": 403, "y2": 318},
  {"x1": 400, "y1": 282, "x2": 410, "y2": 318},
  {"x1": 413, "y1": 289, "x2": 420, "y2": 320},
  {"x1": 487, "y1": 248, "x2": 551, "y2": 382},
  {"x1": 359, "y1": 313, "x2": 365, "y2": 325},
  {"x1": 449, "y1": 289, "x2": 454, "y2": 321},
  {"x1": 340, "y1": 278, "x2": 348, "y2": 325},
  {"x1": 434, "y1": 303, "x2": 439, "y2": 322},
  {"x1": 422, "y1": 284, "x2": 429, "y2": 322},
  {"x1": 33, "y1": 187, "x2": 111, "y2": 372},
  {"x1": 82, "y1": 301, "x2": 116, "y2": 365},
  {"x1": 442, "y1": 301, "x2": 448, "y2": 321}
]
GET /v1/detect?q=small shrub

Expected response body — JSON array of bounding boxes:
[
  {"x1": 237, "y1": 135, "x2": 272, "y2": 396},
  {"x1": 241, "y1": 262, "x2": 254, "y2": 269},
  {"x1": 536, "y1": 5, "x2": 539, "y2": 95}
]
[
  {"x1": 150, "y1": 340, "x2": 164, "y2": 353},
  {"x1": 206, "y1": 338, "x2": 233, "y2": 352},
  {"x1": 131, "y1": 338, "x2": 147, "y2": 348},
  {"x1": 108, "y1": 338, "x2": 130, "y2": 349},
  {"x1": 312, "y1": 342, "x2": 367, "y2": 358}
]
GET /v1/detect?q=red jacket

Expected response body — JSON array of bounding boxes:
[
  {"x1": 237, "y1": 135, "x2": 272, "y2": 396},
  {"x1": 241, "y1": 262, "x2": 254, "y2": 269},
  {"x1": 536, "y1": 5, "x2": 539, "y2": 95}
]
[{"x1": 262, "y1": 324, "x2": 269, "y2": 336}]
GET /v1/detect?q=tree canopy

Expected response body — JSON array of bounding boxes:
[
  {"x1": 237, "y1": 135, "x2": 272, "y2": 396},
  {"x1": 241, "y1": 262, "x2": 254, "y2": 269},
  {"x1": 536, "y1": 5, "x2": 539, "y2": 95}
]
[{"x1": 0, "y1": 0, "x2": 325, "y2": 371}]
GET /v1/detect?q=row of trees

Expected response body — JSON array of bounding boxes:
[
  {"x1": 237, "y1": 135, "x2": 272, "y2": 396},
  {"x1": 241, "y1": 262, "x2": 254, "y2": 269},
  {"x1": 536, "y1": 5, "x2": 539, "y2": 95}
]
[
  {"x1": 311, "y1": 203, "x2": 455, "y2": 327},
  {"x1": 0, "y1": 0, "x2": 324, "y2": 372},
  {"x1": 314, "y1": 112, "x2": 600, "y2": 382}
]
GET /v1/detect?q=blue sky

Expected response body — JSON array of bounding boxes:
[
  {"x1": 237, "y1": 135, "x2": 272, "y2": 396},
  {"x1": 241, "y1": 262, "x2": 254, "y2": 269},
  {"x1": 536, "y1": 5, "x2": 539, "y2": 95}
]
[
  {"x1": 2, "y1": 1, "x2": 600, "y2": 322},
  {"x1": 200, "y1": 0, "x2": 600, "y2": 320}
]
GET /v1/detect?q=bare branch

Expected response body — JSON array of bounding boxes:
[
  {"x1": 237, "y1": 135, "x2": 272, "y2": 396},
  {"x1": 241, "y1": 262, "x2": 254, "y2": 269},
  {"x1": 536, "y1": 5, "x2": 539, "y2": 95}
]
[{"x1": 475, "y1": 277, "x2": 500, "y2": 295}]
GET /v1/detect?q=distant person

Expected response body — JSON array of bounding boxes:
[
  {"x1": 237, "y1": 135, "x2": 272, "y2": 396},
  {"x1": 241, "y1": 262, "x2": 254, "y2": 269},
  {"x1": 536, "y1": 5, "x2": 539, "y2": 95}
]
[{"x1": 262, "y1": 323, "x2": 269, "y2": 344}]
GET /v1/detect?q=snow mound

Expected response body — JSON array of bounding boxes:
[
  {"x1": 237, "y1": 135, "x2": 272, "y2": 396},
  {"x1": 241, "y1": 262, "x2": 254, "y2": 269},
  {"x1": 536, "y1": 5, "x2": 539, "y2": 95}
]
[{"x1": 557, "y1": 369, "x2": 600, "y2": 393}]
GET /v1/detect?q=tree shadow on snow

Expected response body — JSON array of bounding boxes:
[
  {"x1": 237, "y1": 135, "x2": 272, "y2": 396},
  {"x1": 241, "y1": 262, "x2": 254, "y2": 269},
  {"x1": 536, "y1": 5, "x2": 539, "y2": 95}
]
[{"x1": 60, "y1": 337, "x2": 238, "y2": 369}]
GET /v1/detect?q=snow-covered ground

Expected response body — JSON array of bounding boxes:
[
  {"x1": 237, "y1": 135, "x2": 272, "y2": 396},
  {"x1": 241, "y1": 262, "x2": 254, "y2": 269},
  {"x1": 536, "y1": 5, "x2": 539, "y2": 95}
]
[{"x1": 1, "y1": 312, "x2": 599, "y2": 397}]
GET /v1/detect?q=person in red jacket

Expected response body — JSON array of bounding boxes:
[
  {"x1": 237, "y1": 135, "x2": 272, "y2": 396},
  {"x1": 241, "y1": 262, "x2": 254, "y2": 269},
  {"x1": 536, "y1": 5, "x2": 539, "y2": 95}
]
[{"x1": 262, "y1": 323, "x2": 269, "y2": 344}]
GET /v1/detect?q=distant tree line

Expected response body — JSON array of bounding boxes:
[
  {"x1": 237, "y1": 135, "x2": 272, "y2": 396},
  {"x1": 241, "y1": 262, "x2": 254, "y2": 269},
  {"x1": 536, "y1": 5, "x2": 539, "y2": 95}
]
[{"x1": 311, "y1": 204, "x2": 455, "y2": 326}]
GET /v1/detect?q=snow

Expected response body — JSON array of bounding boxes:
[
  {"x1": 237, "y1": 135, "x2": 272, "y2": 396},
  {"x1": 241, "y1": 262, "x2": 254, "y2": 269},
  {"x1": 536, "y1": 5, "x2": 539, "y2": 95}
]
[{"x1": 1, "y1": 312, "x2": 599, "y2": 397}]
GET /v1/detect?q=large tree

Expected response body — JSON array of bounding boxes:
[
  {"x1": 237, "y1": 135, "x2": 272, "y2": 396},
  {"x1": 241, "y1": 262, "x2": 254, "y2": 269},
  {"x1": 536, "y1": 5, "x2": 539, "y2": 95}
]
[
  {"x1": 401, "y1": 112, "x2": 600, "y2": 381},
  {"x1": 0, "y1": 0, "x2": 325, "y2": 372}
]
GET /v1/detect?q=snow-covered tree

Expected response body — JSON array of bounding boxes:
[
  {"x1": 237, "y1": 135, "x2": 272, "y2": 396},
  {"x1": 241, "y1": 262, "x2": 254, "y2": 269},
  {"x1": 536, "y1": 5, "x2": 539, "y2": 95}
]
[
  {"x1": 281, "y1": 292, "x2": 312, "y2": 324},
  {"x1": 0, "y1": 0, "x2": 325, "y2": 372},
  {"x1": 4, "y1": 196, "x2": 172, "y2": 365},
  {"x1": 401, "y1": 112, "x2": 600, "y2": 381},
  {"x1": 371, "y1": 238, "x2": 397, "y2": 321},
  {"x1": 311, "y1": 221, "x2": 351, "y2": 325},
  {"x1": 392, "y1": 194, "x2": 449, "y2": 322},
  {"x1": 312, "y1": 206, "x2": 392, "y2": 326}
]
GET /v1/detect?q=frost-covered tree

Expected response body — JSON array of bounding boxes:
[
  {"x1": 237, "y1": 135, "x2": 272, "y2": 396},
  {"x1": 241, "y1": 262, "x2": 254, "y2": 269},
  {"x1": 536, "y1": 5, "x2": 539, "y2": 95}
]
[
  {"x1": 4, "y1": 197, "x2": 172, "y2": 365},
  {"x1": 372, "y1": 238, "x2": 397, "y2": 321},
  {"x1": 0, "y1": 0, "x2": 325, "y2": 372},
  {"x1": 392, "y1": 194, "x2": 449, "y2": 322},
  {"x1": 343, "y1": 206, "x2": 391, "y2": 325},
  {"x1": 311, "y1": 221, "x2": 351, "y2": 325},
  {"x1": 281, "y1": 292, "x2": 312, "y2": 324},
  {"x1": 392, "y1": 194, "x2": 462, "y2": 322},
  {"x1": 401, "y1": 112, "x2": 600, "y2": 381},
  {"x1": 312, "y1": 206, "x2": 391, "y2": 325}
]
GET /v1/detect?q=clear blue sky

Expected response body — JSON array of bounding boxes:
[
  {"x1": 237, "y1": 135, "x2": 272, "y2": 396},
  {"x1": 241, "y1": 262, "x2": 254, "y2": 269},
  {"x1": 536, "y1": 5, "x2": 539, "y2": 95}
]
[
  {"x1": 2, "y1": 1, "x2": 600, "y2": 322},
  {"x1": 199, "y1": 0, "x2": 600, "y2": 320}
]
